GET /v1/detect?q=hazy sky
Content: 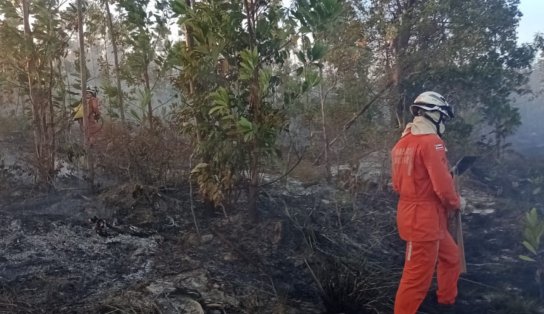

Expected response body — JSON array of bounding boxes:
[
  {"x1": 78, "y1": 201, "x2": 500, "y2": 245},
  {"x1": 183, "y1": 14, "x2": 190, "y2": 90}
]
[
  {"x1": 282, "y1": 0, "x2": 543, "y2": 44},
  {"x1": 518, "y1": 0, "x2": 544, "y2": 44}
]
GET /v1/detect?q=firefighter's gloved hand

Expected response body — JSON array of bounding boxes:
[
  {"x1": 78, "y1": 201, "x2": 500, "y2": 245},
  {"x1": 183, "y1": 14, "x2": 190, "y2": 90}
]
[{"x1": 459, "y1": 196, "x2": 467, "y2": 212}]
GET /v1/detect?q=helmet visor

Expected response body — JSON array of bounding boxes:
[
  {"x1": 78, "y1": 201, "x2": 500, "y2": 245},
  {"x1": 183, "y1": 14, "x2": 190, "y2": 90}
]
[
  {"x1": 411, "y1": 104, "x2": 454, "y2": 120},
  {"x1": 440, "y1": 105, "x2": 454, "y2": 121}
]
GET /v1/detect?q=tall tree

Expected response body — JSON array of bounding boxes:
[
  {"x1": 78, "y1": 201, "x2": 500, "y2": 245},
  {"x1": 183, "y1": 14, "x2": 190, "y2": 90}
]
[
  {"x1": 103, "y1": 0, "x2": 125, "y2": 124},
  {"x1": 171, "y1": 0, "x2": 341, "y2": 219},
  {"x1": 77, "y1": 0, "x2": 95, "y2": 186},
  {"x1": 352, "y1": 0, "x2": 536, "y2": 133},
  {"x1": 118, "y1": 0, "x2": 171, "y2": 129},
  {"x1": 0, "y1": 0, "x2": 70, "y2": 184}
]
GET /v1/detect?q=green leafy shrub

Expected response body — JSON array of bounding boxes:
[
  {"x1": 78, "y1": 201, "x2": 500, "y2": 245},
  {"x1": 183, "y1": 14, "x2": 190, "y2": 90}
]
[{"x1": 519, "y1": 208, "x2": 544, "y2": 298}]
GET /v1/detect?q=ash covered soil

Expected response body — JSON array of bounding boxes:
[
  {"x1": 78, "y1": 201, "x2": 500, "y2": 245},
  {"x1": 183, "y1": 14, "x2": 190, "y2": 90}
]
[{"x1": 0, "y1": 158, "x2": 543, "y2": 313}]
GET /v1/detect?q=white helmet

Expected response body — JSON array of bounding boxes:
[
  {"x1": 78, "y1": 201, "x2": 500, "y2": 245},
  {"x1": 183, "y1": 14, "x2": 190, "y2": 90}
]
[
  {"x1": 86, "y1": 87, "x2": 98, "y2": 97},
  {"x1": 410, "y1": 91, "x2": 454, "y2": 120}
]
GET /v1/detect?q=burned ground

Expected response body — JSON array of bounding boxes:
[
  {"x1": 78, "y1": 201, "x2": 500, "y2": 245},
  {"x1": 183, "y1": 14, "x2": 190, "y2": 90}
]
[{"x1": 0, "y1": 148, "x2": 543, "y2": 313}]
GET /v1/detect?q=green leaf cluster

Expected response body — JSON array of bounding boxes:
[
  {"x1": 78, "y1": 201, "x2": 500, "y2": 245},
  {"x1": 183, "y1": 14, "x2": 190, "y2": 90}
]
[
  {"x1": 171, "y1": 0, "x2": 341, "y2": 207},
  {"x1": 519, "y1": 208, "x2": 544, "y2": 262}
]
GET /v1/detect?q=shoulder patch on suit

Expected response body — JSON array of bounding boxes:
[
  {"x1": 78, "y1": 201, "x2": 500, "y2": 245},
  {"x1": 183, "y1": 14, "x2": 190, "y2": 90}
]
[{"x1": 435, "y1": 144, "x2": 444, "y2": 151}]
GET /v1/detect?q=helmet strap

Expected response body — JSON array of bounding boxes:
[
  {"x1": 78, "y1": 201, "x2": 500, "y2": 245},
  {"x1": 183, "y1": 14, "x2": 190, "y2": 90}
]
[{"x1": 423, "y1": 112, "x2": 445, "y2": 137}]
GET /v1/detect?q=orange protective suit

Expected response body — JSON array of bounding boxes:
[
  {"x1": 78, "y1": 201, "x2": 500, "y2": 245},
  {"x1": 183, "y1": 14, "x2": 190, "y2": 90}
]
[
  {"x1": 391, "y1": 131, "x2": 461, "y2": 314},
  {"x1": 86, "y1": 96, "x2": 101, "y2": 145},
  {"x1": 74, "y1": 95, "x2": 101, "y2": 146}
]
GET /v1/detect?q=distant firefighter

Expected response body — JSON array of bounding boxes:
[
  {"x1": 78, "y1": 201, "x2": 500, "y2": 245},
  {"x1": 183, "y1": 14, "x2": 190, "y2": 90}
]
[{"x1": 73, "y1": 87, "x2": 101, "y2": 146}]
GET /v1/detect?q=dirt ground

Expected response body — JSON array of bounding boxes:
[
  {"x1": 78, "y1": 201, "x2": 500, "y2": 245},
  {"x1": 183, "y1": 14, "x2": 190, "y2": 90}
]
[{"x1": 1, "y1": 142, "x2": 543, "y2": 313}]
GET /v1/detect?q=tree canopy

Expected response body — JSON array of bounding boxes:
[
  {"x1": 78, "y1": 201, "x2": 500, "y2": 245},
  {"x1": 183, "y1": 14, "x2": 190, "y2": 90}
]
[{"x1": 0, "y1": 0, "x2": 539, "y2": 195}]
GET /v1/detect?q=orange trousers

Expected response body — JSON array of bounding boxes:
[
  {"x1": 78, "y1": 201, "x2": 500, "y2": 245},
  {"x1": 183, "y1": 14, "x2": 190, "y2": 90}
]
[{"x1": 394, "y1": 232, "x2": 460, "y2": 314}]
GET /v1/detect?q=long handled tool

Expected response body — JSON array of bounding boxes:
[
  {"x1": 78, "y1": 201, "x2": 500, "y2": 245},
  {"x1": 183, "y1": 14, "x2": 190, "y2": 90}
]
[
  {"x1": 450, "y1": 156, "x2": 478, "y2": 274},
  {"x1": 453, "y1": 211, "x2": 467, "y2": 273}
]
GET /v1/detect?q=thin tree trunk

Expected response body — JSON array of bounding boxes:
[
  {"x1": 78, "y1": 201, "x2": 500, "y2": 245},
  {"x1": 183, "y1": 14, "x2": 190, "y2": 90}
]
[
  {"x1": 495, "y1": 130, "x2": 502, "y2": 159},
  {"x1": 184, "y1": 0, "x2": 200, "y2": 148},
  {"x1": 78, "y1": 0, "x2": 94, "y2": 188},
  {"x1": 243, "y1": 0, "x2": 260, "y2": 221},
  {"x1": 23, "y1": 0, "x2": 47, "y2": 184},
  {"x1": 46, "y1": 3, "x2": 56, "y2": 180},
  {"x1": 144, "y1": 66, "x2": 153, "y2": 129},
  {"x1": 313, "y1": 79, "x2": 395, "y2": 165},
  {"x1": 185, "y1": 0, "x2": 194, "y2": 96},
  {"x1": 49, "y1": 59, "x2": 56, "y2": 177},
  {"x1": 319, "y1": 68, "x2": 331, "y2": 182},
  {"x1": 392, "y1": 0, "x2": 416, "y2": 128},
  {"x1": 105, "y1": 0, "x2": 125, "y2": 124}
]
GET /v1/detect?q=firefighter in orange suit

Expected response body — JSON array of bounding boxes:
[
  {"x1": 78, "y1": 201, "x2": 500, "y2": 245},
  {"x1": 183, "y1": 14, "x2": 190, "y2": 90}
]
[
  {"x1": 391, "y1": 91, "x2": 466, "y2": 314},
  {"x1": 73, "y1": 87, "x2": 101, "y2": 146}
]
